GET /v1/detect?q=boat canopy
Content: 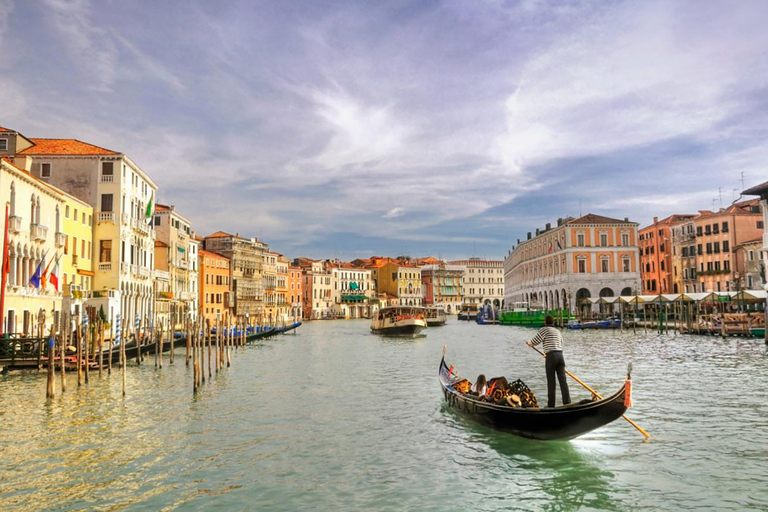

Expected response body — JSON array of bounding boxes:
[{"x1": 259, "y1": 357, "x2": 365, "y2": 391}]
[{"x1": 608, "y1": 291, "x2": 766, "y2": 304}]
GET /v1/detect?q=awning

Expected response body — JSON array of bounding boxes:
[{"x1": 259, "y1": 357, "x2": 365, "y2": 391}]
[
  {"x1": 342, "y1": 294, "x2": 367, "y2": 302},
  {"x1": 733, "y1": 290, "x2": 768, "y2": 301}
]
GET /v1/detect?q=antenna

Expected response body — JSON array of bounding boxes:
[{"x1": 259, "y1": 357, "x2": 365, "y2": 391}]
[
  {"x1": 718, "y1": 187, "x2": 722, "y2": 208},
  {"x1": 741, "y1": 171, "x2": 746, "y2": 190},
  {"x1": 579, "y1": 199, "x2": 582, "y2": 217}
]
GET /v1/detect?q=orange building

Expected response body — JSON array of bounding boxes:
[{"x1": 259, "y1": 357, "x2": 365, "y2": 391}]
[
  {"x1": 693, "y1": 199, "x2": 763, "y2": 293},
  {"x1": 199, "y1": 249, "x2": 232, "y2": 324},
  {"x1": 639, "y1": 214, "x2": 695, "y2": 294},
  {"x1": 287, "y1": 264, "x2": 303, "y2": 320}
]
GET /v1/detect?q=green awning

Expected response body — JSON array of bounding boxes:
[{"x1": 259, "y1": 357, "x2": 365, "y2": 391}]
[
  {"x1": 350, "y1": 282, "x2": 359, "y2": 290},
  {"x1": 178, "y1": 247, "x2": 186, "y2": 252},
  {"x1": 342, "y1": 294, "x2": 366, "y2": 302}
]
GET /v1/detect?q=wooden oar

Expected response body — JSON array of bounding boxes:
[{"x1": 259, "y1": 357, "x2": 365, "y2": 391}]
[{"x1": 528, "y1": 344, "x2": 651, "y2": 439}]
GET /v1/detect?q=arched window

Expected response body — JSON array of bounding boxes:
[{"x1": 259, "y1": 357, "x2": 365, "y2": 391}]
[{"x1": 35, "y1": 197, "x2": 41, "y2": 226}]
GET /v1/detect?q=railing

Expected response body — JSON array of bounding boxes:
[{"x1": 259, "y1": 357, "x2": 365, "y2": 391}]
[
  {"x1": 8, "y1": 215, "x2": 22, "y2": 233},
  {"x1": 136, "y1": 221, "x2": 149, "y2": 235},
  {"x1": 100, "y1": 173, "x2": 114, "y2": 183},
  {"x1": 179, "y1": 291, "x2": 193, "y2": 301},
  {"x1": 176, "y1": 259, "x2": 189, "y2": 269},
  {"x1": 30, "y1": 223, "x2": 48, "y2": 241},
  {"x1": 152, "y1": 269, "x2": 170, "y2": 280},
  {"x1": 139, "y1": 266, "x2": 150, "y2": 279},
  {"x1": 98, "y1": 211, "x2": 115, "y2": 223},
  {"x1": 55, "y1": 231, "x2": 67, "y2": 248},
  {"x1": 121, "y1": 262, "x2": 129, "y2": 274},
  {"x1": 98, "y1": 262, "x2": 112, "y2": 272},
  {"x1": 131, "y1": 264, "x2": 138, "y2": 276}
]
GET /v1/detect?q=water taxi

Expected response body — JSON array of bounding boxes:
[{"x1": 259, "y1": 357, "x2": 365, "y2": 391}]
[
  {"x1": 425, "y1": 307, "x2": 447, "y2": 326},
  {"x1": 371, "y1": 306, "x2": 427, "y2": 337}
]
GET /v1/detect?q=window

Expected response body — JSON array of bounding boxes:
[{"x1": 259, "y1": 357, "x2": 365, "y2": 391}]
[
  {"x1": 87, "y1": 242, "x2": 91, "y2": 259},
  {"x1": 600, "y1": 233, "x2": 608, "y2": 247},
  {"x1": 696, "y1": 226, "x2": 703, "y2": 236},
  {"x1": 600, "y1": 257, "x2": 609, "y2": 272},
  {"x1": 64, "y1": 205, "x2": 69, "y2": 219},
  {"x1": 81, "y1": 240, "x2": 86, "y2": 258},
  {"x1": 99, "y1": 240, "x2": 112, "y2": 263},
  {"x1": 712, "y1": 224, "x2": 719, "y2": 234},
  {"x1": 697, "y1": 244, "x2": 703, "y2": 255},
  {"x1": 724, "y1": 260, "x2": 730, "y2": 271},
  {"x1": 72, "y1": 237, "x2": 77, "y2": 256},
  {"x1": 705, "y1": 225, "x2": 711, "y2": 235},
  {"x1": 707, "y1": 262, "x2": 713, "y2": 271},
  {"x1": 41, "y1": 163, "x2": 51, "y2": 178},
  {"x1": 102, "y1": 162, "x2": 113, "y2": 176},
  {"x1": 0, "y1": 138, "x2": 7, "y2": 150},
  {"x1": 101, "y1": 194, "x2": 113, "y2": 212},
  {"x1": 714, "y1": 241, "x2": 720, "y2": 254},
  {"x1": 722, "y1": 222, "x2": 729, "y2": 233},
  {"x1": 723, "y1": 240, "x2": 729, "y2": 253},
  {"x1": 758, "y1": 221, "x2": 764, "y2": 229},
  {"x1": 749, "y1": 250, "x2": 755, "y2": 261},
  {"x1": 577, "y1": 233, "x2": 585, "y2": 247},
  {"x1": 577, "y1": 258, "x2": 587, "y2": 273},
  {"x1": 82, "y1": 212, "x2": 86, "y2": 224},
  {"x1": 706, "y1": 243, "x2": 712, "y2": 254},
  {"x1": 622, "y1": 257, "x2": 631, "y2": 272}
]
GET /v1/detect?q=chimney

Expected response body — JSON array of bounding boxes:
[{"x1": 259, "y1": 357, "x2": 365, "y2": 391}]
[
  {"x1": 624, "y1": 217, "x2": 629, "y2": 222},
  {"x1": 12, "y1": 155, "x2": 32, "y2": 172},
  {"x1": 557, "y1": 217, "x2": 563, "y2": 226},
  {"x1": 653, "y1": 216, "x2": 658, "y2": 224},
  {"x1": 545, "y1": 222, "x2": 551, "y2": 230},
  {"x1": 517, "y1": 239, "x2": 520, "y2": 244},
  {"x1": 535, "y1": 228, "x2": 540, "y2": 236},
  {"x1": 527, "y1": 232, "x2": 532, "y2": 240}
]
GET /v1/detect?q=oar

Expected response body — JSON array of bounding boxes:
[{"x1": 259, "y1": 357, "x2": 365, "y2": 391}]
[{"x1": 528, "y1": 344, "x2": 651, "y2": 440}]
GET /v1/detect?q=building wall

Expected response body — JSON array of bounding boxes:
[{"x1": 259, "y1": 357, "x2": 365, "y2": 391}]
[
  {"x1": 331, "y1": 266, "x2": 374, "y2": 318},
  {"x1": 1, "y1": 159, "x2": 64, "y2": 334},
  {"x1": 504, "y1": 218, "x2": 640, "y2": 314},
  {"x1": 449, "y1": 258, "x2": 504, "y2": 308},
  {"x1": 288, "y1": 265, "x2": 303, "y2": 320},
  {"x1": 735, "y1": 241, "x2": 766, "y2": 290},
  {"x1": 204, "y1": 234, "x2": 267, "y2": 318},
  {"x1": 198, "y1": 250, "x2": 231, "y2": 325}
]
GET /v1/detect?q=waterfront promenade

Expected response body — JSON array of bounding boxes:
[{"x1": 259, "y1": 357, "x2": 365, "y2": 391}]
[{"x1": 1, "y1": 320, "x2": 767, "y2": 510}]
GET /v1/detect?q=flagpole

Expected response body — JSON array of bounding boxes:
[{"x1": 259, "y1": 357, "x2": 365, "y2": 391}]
[{"x1": 1, "y1": 203, "x2": 10, "y2": 337}]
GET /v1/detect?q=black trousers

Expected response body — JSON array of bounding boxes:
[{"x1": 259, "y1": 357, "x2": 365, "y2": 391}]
[{"x1": 545, "y1": 350, "x2": 571, "y2": 408}]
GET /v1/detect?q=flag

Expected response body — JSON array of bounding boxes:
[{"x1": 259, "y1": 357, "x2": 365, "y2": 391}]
[
  {"x1": 49, "y1": 255, "x2": 61, "y2": 292},
  {"x1": 145, "y1": 192, "x2": 154, "y2": 224},
  {"x1": 555, "y1": 239, "x2": 563, "y2": 250},
  {"x1": 41, "y1": 253, "x2": 55, "y2": 290},
  {"x1": 29, "y1": 259, "x2": 44, "y2": 289},
  {"x1": 548, "y1": 241, "x2": 553, "y2": 253}
]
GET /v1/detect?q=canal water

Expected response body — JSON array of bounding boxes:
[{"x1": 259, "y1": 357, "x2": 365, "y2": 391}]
[{"x1": 1, "y1": 320, "x2": 767, "y2": 511}]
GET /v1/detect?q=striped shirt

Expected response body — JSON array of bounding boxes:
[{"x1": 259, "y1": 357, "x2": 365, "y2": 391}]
[{"x1": 528, "y1": 326, "x2": 563, "y2": 353}]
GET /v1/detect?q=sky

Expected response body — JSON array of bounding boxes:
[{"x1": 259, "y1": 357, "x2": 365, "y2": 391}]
[{"x1": 1, "y1": 0, "x2": 767, "y2": 261}]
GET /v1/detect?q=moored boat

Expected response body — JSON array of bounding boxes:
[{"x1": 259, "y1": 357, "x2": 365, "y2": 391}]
[
  {"x1": 499, "y1": 302, "x2": 573, "y2": 327},
  {"x1": 751, "y1": 327, "x2": 765, "y2": 338},
  {"x1": 371, "y1": 306, "x2": 427, "y2": 337},
  {"x1": 457, "y1": 304, "x2": 478, "y2": 321},
  {"x1": 425, "y1": 307, "x2": 447, "y2": 326},
  {"x1": 439, "y1": 354, "x2": 631, "y2": 440}
]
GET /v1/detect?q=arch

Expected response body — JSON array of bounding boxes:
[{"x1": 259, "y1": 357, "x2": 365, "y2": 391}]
[
  {"x1": 576, "y1": 288, "x2": 591, "y2": 318},
  {"x1": 562, "y1": 288, "x2": 567, "y2": 309},
  {"x1": 549, "y1": 290, "x2": 554, "y2": 311},
  {"x1": 554, "y1": 289, "x2": 560, "y2": 309},
  {"x1": 483, "y1": 298, "x2": 491, "y2": 306},
  {"x1": 599, "y1": 287, "x2": 614, "y2": 298},
  {"x1": 621, "y1": 287, "x2": 633, "y2": 297},
  {"x1": 493, "y1": 298, "x2": 500, "y2": 308}
]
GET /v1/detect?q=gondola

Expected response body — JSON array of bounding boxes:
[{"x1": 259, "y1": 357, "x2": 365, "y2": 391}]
[
  {"x1": 280, "y1": 321, "x2": 302, "y2": 334},
  {"x1": 439, "y1": 355, "x2": 630, "y2": 440},
  {"x1": 246, "y1": 327, "x2": 279, "y2": 342}
]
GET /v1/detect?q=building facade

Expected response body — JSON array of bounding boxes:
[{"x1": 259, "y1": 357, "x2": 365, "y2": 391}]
[
  {"x1": 58, "y1": 187, "x2": 94, "y2": 322},
  {"x1": 330, "y1": 264, "x2": 375, "y2": 319},
  {"x1": 14, "y1": 133, "x2": 157, "y2": 325},
  {"x1": 0, "y1": 157, "x2": 64, "y2": 334},
  {"x1": 153, "y1": 204, "x2": 194, "y2": 324},
  {"x1": 420, "y1": 263, "x2": 463, "y2": 313},
  {"x1": 449, "y1": 258, "x2": 504, "y2": 308},
  {"x1": 288, "y1": 264, "x2": 303, "y2": 320},
  {"x1": 198, "y1": 249, "x2": 231, "y2": 325},
  {"x1": 693, "y1": 200, "x2": 763, "y2": 293},
  {"x1": 639, "y1": 214, "x2": 694, "y2": 294},
  {"x1": 504, "y1": 214, "x2": 641, "y2": 316},
  {"x1": 262, "y1": 250, "x2": 278, "y2": 321},
  {"x1": 377, "y1": 260, "x2": 422, "y2": 306},
  {"x1": 204, "y1": 231, "x2": 267, "y2": 319},
  {"x1": 735, "y1": 238, "x2": 766, "y2": 290},
  {"x1": 670, "y1": 219, "x2": 697, "y2": 294},
  {"x1": 275, "y1": 255, "x2": 290, "y2": 323}
]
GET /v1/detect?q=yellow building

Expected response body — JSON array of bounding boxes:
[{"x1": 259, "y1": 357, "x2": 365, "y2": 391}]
[
  {"x1": 56, "y1": 186, "x2": 94, "y2": 319},
  {"x1": 377, "y1": 260, "x2": 423, "y2": 306}
]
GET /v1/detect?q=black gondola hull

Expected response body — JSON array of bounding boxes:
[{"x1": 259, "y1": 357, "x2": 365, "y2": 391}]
[
  {"x1": 439, "y1": 358, "x2": 628, "y2": 440},
  {"x1": 372, "y1": 324, "x2": 426, "y2": 337}
]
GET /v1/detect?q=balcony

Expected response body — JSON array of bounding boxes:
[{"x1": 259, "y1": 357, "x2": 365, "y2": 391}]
[
  {"x1": 8, "y1": 215, "x2": 22, "y2": 233},
  {"x1": 176, "y1": 259, "x2": 189, "y2": 270},
  {"x1": 131, "y1": 264, "x2": 138, "y2": 276},
  {"x1": 30, "y1": 223, "x2": 48, "y2": 242},
  {"x1": 152, "y1": 269, "x2": 170, "y2": 281},
  {"x1": 139, "y1": 266, "x2": 150, "y2": 279},
  {"x1": 122, "y1": 212, "x2": 130, "y2": 226},
  {"x1": 121, "y1": 261, "x2": 129, "y2": 274},
  {"x1": 98, "y1": 262, "x2": 112, "y2": 272},
  {"x1": 55, "y1": 231, "x2": 67, "y2": 248},
  {"x1": 136, "y1": 221, "x2": 149, "y2": 236},
  {"x1": 100, "y1": 173, "x2": 114, "y2": 183},
  {"x1": 97, "y1": 211, "x2": 115, "y2": 223},
  {"x1": 179, "y1": 291, "x2": 193, "y2": 301}
]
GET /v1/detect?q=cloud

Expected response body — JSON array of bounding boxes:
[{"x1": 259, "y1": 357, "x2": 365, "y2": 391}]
[{"x1": 383, "y1": 207, "x2": 405, "y2": 219}]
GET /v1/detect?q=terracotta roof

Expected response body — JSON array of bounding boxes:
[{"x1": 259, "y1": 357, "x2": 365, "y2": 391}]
[
  {"x1": 19, "y1": 138, "x2": 119, "y2": 156},
  {"x1": 695, "y1": 199, "x2": 761, "y2": 220},
  {"x1": 199, "y1": 249, "x2": 229, "y2": 259},
  {"x1": 154, "y1": 240, "x2": 169, "y2": 248},
  {"x1": 0, "y1": 126, "x2": 13, "y2": 132},
  {"x1": 640, "y1": 214, "x2": 696, "y2": 231},
  {"x1": 743, "y1": 180, "x2": 768, "y2": 197},
  {"x1": 738, "y1": 236, "x2": 764, "y2": 246},
  {"x1": 155, "y1": 204, "x2": 171, "y2": 212},
  {"x1": 567, "y1": 213, "x2": 634, "y2": 225},
  {"x1": 205, "y1": 230, "x2": 234, "y2": 238}
]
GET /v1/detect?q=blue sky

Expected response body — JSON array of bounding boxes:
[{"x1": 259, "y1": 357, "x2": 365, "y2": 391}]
[{"x1": 2, "y1": 0, "x2": 767, "y2": 260}]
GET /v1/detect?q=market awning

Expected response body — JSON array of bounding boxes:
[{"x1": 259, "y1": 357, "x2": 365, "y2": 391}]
[{"x1": 733, "y1": 290, "x2": 768, "y2": 301}]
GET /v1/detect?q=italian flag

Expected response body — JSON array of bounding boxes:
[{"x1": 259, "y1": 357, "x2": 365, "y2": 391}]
[{"x1": 145, "y1": 192, "x2": 154, "y2": 224}]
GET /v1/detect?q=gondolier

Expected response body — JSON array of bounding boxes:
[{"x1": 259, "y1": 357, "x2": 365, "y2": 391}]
[{"x1": 527, "y1": 315, "x2": 571, "y2": 408}]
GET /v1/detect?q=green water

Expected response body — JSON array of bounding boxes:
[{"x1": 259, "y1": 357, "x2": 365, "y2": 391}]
[{"x1": 1, "y1": 321, "x2": 767, "y2": 511}]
